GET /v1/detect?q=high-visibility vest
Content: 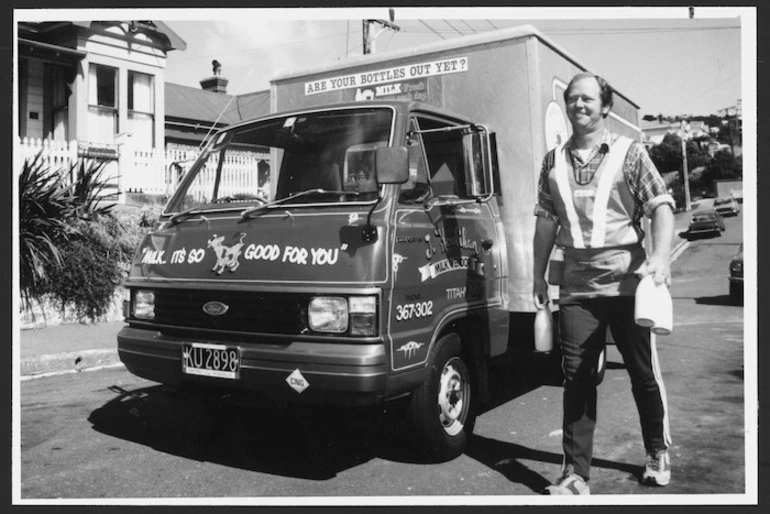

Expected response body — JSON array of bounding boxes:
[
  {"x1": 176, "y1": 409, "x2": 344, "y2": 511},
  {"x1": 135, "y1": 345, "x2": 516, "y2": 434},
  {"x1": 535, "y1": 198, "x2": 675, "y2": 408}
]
[{"x1": 549, "y1": 136, "x2": 638, "y2": 249}]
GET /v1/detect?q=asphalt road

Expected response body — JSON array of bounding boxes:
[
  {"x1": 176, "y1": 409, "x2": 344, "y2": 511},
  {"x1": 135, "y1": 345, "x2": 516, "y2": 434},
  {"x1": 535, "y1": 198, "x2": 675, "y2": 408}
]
[{"x1": 17, "y1": 209, "x2": 750, "y2": 504}]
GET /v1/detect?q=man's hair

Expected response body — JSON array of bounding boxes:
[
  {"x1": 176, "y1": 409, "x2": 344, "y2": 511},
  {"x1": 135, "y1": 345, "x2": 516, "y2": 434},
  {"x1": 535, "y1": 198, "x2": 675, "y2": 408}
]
[{"x1": 563, "y1": 72, "x2": 614, "y2": 118}]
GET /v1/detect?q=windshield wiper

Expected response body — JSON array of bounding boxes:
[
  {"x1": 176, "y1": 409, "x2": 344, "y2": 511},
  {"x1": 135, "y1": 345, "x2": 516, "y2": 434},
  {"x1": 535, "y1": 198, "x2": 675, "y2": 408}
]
[
  {"x1": 168, "y1": 206, "x2": 206, "y2": 225},
  {"x1": 169, "y1": 195, "x2": 270, "y2": 224},
  {"x1": 211, "y1": 194, "x2": 267, "y2": 204},
  {"x1": 240, "y1": 188, "x2": 359, "y2": 220}
]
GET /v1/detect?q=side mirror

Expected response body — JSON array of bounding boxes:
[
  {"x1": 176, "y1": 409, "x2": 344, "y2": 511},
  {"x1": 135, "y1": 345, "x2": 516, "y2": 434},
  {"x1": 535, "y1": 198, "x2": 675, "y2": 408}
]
[
  {"x1": 375, "y1": 147, "x2": 409, "y2": 184},
  {"x1": 462, "y1": 129, "x2": 495, "y2": 199}
]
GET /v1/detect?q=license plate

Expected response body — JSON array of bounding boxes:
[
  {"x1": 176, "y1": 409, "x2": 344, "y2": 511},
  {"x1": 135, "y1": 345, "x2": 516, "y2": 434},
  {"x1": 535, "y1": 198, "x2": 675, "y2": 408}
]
[{"x1": 182, "y1": 343, "x2": 240, "y2": 379}]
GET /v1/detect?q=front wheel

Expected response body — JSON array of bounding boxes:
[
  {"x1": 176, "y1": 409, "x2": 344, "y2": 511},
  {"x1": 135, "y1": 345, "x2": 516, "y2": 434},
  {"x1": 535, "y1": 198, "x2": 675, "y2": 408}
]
[{"x1": 407, "y1": 333, "x2": 476, "y2": 462}]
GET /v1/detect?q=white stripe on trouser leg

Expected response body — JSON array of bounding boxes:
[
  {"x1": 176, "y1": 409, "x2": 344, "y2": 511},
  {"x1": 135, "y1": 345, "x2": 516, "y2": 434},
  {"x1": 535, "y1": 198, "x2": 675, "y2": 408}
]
[{"x1": 650, "y1": 333, "x2": 672, "y2": 447}]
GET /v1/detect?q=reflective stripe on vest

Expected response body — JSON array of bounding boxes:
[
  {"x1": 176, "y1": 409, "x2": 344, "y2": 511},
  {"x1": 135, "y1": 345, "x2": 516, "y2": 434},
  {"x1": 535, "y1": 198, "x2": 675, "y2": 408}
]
[{"x1": 551, "y1": 136, "x2": 635, "y2": 249}]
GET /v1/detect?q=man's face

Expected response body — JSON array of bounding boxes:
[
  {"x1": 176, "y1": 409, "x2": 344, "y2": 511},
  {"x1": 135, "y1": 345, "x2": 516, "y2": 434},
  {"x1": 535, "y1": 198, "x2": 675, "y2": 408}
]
[{"x1": 565, "y1": 77, "x2": 609, "y2": 133}]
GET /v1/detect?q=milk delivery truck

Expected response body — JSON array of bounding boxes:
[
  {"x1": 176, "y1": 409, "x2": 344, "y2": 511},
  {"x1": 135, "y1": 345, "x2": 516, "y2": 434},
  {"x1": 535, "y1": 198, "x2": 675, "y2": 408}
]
[{"x1": 118, "y1": 25, "x2": 642, "y2": 460}]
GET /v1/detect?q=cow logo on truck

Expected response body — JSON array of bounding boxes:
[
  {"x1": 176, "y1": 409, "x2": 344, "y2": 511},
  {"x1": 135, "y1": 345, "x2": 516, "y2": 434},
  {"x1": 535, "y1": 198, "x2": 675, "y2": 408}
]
[{"x1": 208, "y1": 233, "x2": 246, "y2": 274}]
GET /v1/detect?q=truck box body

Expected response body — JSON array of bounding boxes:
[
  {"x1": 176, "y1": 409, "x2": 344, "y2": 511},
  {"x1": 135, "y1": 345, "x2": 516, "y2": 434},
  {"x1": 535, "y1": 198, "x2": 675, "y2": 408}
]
[{"x1": 270, "y1": 24, "x2": 642, "y2": 313}]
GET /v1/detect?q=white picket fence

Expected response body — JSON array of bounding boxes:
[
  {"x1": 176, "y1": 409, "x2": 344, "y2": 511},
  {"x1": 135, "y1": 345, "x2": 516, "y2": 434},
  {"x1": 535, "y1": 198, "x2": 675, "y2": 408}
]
[
  {"x1": 16, "y1": 138, "x2": 269, "y2": 201},
  {"x1": 16, "y1": 138, "x2": 79, "y2": 176}
]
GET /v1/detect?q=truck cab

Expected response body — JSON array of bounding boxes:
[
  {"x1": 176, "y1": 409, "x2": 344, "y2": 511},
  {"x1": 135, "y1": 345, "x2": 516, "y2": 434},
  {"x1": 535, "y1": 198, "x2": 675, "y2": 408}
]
[{"x1": 118, "y1": 101, "x2": 508, "y2": 460}]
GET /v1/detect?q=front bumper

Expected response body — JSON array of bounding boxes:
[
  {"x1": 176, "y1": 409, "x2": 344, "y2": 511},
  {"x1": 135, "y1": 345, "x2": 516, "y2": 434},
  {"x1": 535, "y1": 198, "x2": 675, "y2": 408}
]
[{"x1": 117, "y1": 326, "x2": 389, "y2": 405}]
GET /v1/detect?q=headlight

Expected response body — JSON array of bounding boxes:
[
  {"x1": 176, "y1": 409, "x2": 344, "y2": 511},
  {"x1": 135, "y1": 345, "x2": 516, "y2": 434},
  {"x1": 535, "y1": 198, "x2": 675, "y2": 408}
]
[
  {"x1": 308, "y1": 297, "x2": 348, "y2": 333},
  {"x1": 133, "y1": 289, "x2": 156, "y2": 320},
  {"x1": 307, "y1": 295, "x2": 378, "y2": 336}
]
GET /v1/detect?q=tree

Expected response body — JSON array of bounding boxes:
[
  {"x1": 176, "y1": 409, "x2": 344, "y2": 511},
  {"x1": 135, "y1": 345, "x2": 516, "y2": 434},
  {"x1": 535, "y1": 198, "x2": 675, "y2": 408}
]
[
  {"x1": 648, "y1": 133, "x2": 683, "y2": 174},
  {"x1": 701, "y1": 149, "x2": 742, "y2": 184},
  {"x1": 648, "y1": 133, "x2": 709, "y2": 173}
]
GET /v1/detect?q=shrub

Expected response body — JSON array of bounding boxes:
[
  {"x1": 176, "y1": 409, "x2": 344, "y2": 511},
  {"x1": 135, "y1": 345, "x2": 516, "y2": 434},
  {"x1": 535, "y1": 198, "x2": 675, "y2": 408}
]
[
  {"x1": 18, "y1": 154, "x2": 145, "y2": 322},
  {"x1": 42, "y1": 216, "x2": 125, "y2": 322},
  {"x1": 68, "y1": 157, "x2": 119, "y2": 219},
  {"x1": 18, "y1": 153, "x2": 76, "y2": 311}
]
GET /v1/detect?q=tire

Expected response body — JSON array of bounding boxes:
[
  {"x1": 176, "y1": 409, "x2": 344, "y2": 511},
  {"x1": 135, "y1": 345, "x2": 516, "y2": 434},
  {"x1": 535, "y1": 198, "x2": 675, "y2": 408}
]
[
  {"x1": 730, "y1": 282, "x2": 743, "y2": 305},
  {"x1": 407, "y1": 333, "x2": 476, "y2": 462}
]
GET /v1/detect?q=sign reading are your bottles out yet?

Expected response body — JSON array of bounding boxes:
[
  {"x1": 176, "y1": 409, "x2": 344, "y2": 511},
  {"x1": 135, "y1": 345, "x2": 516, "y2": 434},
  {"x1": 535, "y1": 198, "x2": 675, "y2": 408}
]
[{"x1": 304, "y1": 56, "x2": 469, "y2": 95}]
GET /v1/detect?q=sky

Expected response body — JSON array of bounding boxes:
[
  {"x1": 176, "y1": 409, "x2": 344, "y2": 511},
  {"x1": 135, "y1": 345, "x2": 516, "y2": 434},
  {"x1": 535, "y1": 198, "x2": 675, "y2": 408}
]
[{"x1": 155, "y1": 6, "x2": 750, "y2": 118}]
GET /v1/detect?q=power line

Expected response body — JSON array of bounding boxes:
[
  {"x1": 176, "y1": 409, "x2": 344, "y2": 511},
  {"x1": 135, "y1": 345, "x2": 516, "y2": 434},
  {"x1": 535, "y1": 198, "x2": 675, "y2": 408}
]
[
  {"x1": 169, "y1": 29, "x2": 352, "y2": 64},
  {"x1": 381, "y1": 30, "x2": 397, "y2": 53},
  {"x1": 397, "y1": 21, "x2": 739, "y2": 37},
  {"x1": 676, "y1": 72, "x2": 741, "y2": 112}
]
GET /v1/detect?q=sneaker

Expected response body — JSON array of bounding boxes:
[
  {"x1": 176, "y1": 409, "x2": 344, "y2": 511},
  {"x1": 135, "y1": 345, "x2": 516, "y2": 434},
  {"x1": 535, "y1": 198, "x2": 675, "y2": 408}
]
[
  {"x1": 544, "y1": 472, "x2": 590, "y2": 495},
  {"x1": 642, "y1": 450, "x2": 671, "y2": 486}
]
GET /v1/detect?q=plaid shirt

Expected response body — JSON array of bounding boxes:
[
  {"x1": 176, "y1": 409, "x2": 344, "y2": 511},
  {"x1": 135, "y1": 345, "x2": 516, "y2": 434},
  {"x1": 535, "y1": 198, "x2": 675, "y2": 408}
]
[{"x1": 534, "y1": 130, "x2": 675, "y2": 225}]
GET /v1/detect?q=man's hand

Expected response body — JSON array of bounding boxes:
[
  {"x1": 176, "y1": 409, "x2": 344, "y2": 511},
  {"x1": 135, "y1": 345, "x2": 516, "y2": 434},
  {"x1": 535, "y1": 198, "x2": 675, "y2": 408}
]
[
  {"x1": 533, "y1": 215, "x2": 559, "y2": 307},
  {"x1": 635, "y1": 254, "x2": 671, "y2": 286},
  {"x1": 533, "y1": 276, "x2": 550, "y2": 307},
  {"x1": 638, "y1": 203, "x2": 675, "y2": 287}
]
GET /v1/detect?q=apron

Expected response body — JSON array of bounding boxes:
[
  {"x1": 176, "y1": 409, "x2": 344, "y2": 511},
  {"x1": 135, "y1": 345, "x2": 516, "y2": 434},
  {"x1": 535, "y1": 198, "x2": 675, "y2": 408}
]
[{"x1": 560, "y1": 244, "x2": 646, "y2": 303}]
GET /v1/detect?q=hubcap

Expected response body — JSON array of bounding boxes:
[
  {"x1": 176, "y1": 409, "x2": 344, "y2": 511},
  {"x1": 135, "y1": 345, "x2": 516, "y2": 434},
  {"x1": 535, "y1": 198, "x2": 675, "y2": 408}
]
[{"x1": 437, "y1": 358, "x2": 468, "y2": 436}]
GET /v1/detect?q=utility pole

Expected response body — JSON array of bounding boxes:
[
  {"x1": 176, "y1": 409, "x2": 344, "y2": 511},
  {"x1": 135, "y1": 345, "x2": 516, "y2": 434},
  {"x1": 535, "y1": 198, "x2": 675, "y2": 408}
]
[
  {"x1": 679, "y1": 119, "x2": 692, "y2": 212},
  {"x1": 363, "y1": 8, "x2": 400, "y2": 55}
]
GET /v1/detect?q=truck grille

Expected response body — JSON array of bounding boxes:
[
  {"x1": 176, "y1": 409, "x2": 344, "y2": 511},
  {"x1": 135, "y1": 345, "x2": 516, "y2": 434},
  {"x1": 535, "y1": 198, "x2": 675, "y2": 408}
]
[{"x1": 152, "y1": 289, "x2": 308, "y2": 335}]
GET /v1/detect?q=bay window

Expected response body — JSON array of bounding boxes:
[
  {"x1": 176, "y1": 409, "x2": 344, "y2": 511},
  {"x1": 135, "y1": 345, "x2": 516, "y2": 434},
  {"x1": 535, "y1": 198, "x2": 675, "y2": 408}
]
[
  {"x1": 128, "y1": 71, "x2": 155, "y2": 148},
  {"x1": 88, "y1": 64, "x2": 118, "y2": 142}
]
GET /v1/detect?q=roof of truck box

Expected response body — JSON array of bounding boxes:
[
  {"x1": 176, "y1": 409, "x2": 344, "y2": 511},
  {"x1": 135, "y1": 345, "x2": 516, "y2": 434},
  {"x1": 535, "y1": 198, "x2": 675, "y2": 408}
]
[
  {"x1": 270, "y1": 23, "x2": 639, "y2": 109},
  {"x1": 217, "y1": 100, "x2": 475, "y2": 132}
]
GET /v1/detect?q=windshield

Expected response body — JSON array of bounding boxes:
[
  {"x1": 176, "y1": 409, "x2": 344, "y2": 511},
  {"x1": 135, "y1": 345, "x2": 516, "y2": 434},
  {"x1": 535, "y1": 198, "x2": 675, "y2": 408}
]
[{"x1": 166, "y1": 107, "x2": 394, "y2": 213}]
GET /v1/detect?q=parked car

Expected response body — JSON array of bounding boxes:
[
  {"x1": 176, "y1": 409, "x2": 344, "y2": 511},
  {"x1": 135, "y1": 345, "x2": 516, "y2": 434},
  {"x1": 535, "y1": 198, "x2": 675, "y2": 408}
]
[
  {"x1": 714, "y1": 197, "x2": 740, "y2": 217},
  {"x1": 729, "y1": 243, "x2": 744, "y2": 304},
  {"x1": 687, "y1": 209, "x2": 725, "y2": 238}
]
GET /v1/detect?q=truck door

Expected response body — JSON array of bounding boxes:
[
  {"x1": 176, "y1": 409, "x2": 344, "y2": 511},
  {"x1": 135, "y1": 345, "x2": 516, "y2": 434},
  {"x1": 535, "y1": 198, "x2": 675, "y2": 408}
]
[{"x1": 388, "y1": 116, "x2": 506, "y2": 372}]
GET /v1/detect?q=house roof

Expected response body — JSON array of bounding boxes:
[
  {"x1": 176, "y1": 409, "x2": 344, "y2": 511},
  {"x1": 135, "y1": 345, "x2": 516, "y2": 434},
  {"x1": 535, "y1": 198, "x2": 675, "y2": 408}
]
[
  {"x1": 165, "y1": 82, "x2": 270, "y2": 125},
  {"x1": 165, "y1": 82, "x2": 240, "y2": 124},
  {"x1": 70, "y1": 20, "x2": 186, "y2": 51},
  {"x1": 235, "y1": 90, "x2": 271, "y2": 121}
]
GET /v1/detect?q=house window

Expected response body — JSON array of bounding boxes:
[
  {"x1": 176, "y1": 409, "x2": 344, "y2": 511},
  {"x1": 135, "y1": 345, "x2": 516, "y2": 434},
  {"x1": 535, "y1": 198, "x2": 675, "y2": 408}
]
[
  {"x1": 128, "y1": 71, "x2": 155, "y2": 148},
  {"x1": 88, "y1": 64, "x2": 118, "y2": 143}
]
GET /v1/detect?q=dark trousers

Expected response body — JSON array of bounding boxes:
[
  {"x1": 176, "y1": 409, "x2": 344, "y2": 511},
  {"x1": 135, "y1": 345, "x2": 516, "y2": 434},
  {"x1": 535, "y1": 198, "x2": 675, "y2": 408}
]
[{"x1": 559, "y1": 296, "x2": 670, "y2": 481}]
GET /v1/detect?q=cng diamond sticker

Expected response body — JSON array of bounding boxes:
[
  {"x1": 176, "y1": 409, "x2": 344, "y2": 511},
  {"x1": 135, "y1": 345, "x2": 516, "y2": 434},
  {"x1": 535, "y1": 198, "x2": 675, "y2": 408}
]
[{"x1": 286, "y1": 369, "x2": 309, "y2": 393}]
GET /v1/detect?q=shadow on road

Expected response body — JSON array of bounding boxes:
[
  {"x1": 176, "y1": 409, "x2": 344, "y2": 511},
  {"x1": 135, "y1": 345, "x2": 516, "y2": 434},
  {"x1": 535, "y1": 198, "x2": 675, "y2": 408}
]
[
  {"x1": 694, "y1": 294, "x2": 741, "y2": 307},
  {"x1": 87, "y1": 355, "x2": 562, "y2": 481},
  {"x1": 88, "y1": 384, "x2": 410, "y2": 480},
  {"x1": 679, "y1": 231, "x2": 723, "y2": 242},
  {"x1": 465, "y1": 434, "x2": 640, "y2": 494}
]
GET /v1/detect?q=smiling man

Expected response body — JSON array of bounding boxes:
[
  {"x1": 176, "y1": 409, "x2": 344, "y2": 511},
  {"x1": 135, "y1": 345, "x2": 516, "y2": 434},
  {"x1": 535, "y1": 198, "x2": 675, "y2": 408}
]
[{"x1": 532, "y1": 72, "x2": 676, "y2": 495}]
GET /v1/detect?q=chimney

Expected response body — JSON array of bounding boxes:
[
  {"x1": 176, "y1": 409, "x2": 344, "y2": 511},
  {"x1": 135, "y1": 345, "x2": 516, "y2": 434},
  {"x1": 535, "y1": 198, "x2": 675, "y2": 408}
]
[{"x1": 200, "y1": 59, "x2": 228, "y2": 94}]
